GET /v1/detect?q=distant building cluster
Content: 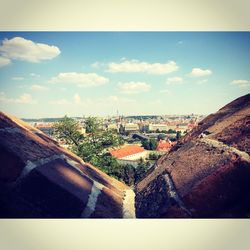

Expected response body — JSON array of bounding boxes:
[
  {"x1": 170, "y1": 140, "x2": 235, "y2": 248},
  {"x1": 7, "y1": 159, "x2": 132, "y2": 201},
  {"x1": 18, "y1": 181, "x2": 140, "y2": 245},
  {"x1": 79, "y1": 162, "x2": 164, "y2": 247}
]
[{"x1": 27, "y1": 114, "x2": 205, "y2": 168}]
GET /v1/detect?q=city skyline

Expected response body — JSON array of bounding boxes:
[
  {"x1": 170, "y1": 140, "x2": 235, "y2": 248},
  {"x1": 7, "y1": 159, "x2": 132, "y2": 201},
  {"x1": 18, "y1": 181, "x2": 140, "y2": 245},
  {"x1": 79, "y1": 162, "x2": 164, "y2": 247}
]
[{"x1": 0, "y1": 32, "x2": 249, "y2": 118}]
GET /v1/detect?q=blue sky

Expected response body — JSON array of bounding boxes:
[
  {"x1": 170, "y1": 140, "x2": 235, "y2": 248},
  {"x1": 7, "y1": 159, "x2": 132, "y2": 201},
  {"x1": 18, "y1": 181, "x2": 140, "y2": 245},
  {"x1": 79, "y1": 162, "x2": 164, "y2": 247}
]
[{"x1": 0, "y1": 32, "x2": 249, "y2": 118}]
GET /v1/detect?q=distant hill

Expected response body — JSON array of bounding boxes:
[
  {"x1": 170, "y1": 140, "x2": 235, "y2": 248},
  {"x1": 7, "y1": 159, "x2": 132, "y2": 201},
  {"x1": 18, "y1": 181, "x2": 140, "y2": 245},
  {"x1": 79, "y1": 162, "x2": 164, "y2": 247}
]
[{"x1": 22, "y1": 117, "x2": 83, "y2": 123}]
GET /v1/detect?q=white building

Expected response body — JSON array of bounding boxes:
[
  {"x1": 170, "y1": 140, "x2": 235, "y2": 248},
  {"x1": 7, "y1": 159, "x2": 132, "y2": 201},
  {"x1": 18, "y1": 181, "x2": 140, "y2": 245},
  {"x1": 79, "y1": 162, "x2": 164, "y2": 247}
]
[
  {"x1": 107, "y1": 123, "x2": 118, "y2": 132},
  {"x1": 124, "y1": 123, "x2": 139, "y2": 132},
  {"x1": 148, "y1": 124, "x2": 168, "y2": 132},
  {"x1": 110, "y1": 145, "x2": 148, "y2": 167}
]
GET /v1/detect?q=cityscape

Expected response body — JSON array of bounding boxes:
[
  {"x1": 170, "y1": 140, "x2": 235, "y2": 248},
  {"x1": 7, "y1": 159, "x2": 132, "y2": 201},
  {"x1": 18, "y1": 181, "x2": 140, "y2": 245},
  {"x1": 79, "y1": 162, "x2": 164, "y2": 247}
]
[
  {"x1": 0, "y1": 1, "x2": 249, "y2": 249},
  {"x1": 0, "y1": 32, "x2": 249, "y2": 218},
  {"x1": 27, "y1": 113, "x2": 204, "y2": 169}
]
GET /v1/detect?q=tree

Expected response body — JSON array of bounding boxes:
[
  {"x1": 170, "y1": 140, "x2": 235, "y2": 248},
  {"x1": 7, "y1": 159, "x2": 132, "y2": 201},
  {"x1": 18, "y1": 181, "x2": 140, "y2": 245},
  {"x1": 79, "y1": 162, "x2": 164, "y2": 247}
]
[
  {"x1": 176, "y1": 131, "x2": 182, "y2": 140},
  {"x1": 169, "y1": 137, "x2": 177, "y2": 142},
  {"x1": 149, "y1": 152, "x2": 161, "y2": 160},
  {"x1": 53, "y1": 116, "x2": 84, "y2": 147},
  {"x1": 124, "y1": 131, "x2": 130, "y2": 136},
  {"x1": 122, "y1": 164, "x2": 136, "y2": 186},
  {"x1": 53, "y1": 116, "x2": 126, "y2": 181},
  {"x1": 141, "y1": 138, "x2": 157, "y2": 150},
  {"x1": 149, "y1": 138, "x2": 157, "y2": 150},
  {"x1": 157, "y1": 133, "x2": 166, "y2": 141},
  {"x1": 141, "y1": 139, "x2": 150, "y2": 150},
  {"x1": 85, "y1": 117, "x2": 101, "y2": 133},
  {"x1": 168, "y1": 129, "x2": 176, "y2": 134},
  {"x1": 135, "y1": 159, "x2": 148, "y2": 183},
  {"x1": 144, "y1": 126, "x2": 149, "y2": 133},
  {"x1": 119, "y1": 125, "x2": 125, "y2": 135}
]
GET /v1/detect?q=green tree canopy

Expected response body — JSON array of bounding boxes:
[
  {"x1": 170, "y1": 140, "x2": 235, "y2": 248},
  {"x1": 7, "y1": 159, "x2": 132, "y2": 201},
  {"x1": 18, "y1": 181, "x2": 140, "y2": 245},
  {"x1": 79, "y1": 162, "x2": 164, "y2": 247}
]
[
  {"x1": 157, "y1": 133, "x2": 166, "y2": 141},
  {"x1": 53, "y1": 116, "x2": 137, "y2": 184},
  {"x1": 141, "y1": 138, "x2": 158, "y2": 150},
  {"x1": 149, "y1": 138, "x2": 157, "y2": 150},
  {"x1": 168, "y1": 129, "x2": 176, "y2": 134},
  {"x1": 53, "y1": 116, "x2": 84, "y2": 147},
  {"x1": 85, "y1": 117, "x2": 101, "y2": 134},
  {"x1": 141, "y1": 139, "x2": 150, "y2": 150},
  {"x1": 176, "y1": 131, "x2": 182, "y2": 140},
  {"x1": 149, "y1": 152, "x2": 161, "y2": 160},
  {"x1": 134, "y1": 159, "x2": 149, "y2": 183}
]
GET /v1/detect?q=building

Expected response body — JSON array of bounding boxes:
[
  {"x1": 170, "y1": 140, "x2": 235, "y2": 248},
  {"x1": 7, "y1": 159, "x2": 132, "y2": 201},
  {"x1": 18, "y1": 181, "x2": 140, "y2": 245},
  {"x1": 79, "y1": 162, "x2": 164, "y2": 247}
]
[
  {"x1": 148, "y1": 124, "x2": 168, "y2": 132},
  {"x1": 123, "y1": 123, "x2": 139, "y2": 132},
  {"x1": 110, "y1": 145, "x2": 148, "y2": 167},
  {"x1": 167, "y1": 124, "x2": 177, "y2": 131},
  {"x1": 156, "y1": 140, "x2": 173, "y2": 152},
  {"x1": 176, "y1": 123, "x2": 189, "y2": 133},
  {"x1": 107, "y1": 123, "x2": 118, "y2": 132}
]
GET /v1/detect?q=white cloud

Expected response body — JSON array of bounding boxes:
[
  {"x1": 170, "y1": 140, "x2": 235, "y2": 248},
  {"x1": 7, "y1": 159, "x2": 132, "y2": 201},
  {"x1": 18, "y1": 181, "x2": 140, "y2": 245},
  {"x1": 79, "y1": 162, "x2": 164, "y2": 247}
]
[
  {"x1": 30, "y1": 84, "x2": 49, "y2": 91},
  {"x1": 0, "y1": 56, "x2": 11, "y2": 67},
  {"x1": 189, "y1": 68, "x2": 212, "y2": 77},
  {"x1": 30, "y1": 73, "x2": 40, "y2": 78},
  {"x1": 177, "y1": 41, "x2": 184, "y2": 45},
  {"x1": 0, "y1": 37, "x2": 60, "y2": 63},
  {"x1": 0, "y1": 92, "x2": 36, "y2": 104},
  {"x1": 118, "y1": 81, "x2": 151, "y2": 94},
  {"x1": 107, "y1": 59, "x2": 179, "y2": 75},
  {"x1": 12, "y1": 76, "x2": 24, "y2": 81},
  {"x1": 74, "y1": 93, "x2": 82, "y2": 105},
  {"x1": 166, "y1": 76, "x2": 183, "y2": 84},
  {"x1": 49, "y1": 72, "x2": 109, "y2": 87},
  {"x1": 16, "y1": 93, "x2": 36, "y2": 104},
  {"x1": 49, "y1": 99, "x2": 71, "y2": 105},
  {"x1": 231, "y1": 79, "x2": 250, "y2": 87}
]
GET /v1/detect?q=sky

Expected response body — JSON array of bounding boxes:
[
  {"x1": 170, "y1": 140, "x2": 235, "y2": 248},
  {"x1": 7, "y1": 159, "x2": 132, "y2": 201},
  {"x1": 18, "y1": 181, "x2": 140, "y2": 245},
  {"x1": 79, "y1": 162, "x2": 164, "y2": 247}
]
[{"x1": 0, "y1": 32, "x2": 249, "y2": 118}]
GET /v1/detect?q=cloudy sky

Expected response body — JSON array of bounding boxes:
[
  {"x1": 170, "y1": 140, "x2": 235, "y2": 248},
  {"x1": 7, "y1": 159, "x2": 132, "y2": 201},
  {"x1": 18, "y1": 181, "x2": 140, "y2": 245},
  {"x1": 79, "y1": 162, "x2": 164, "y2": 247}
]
[{"x1": 0, "y1": 32, "x2": 249, "y2": 118}]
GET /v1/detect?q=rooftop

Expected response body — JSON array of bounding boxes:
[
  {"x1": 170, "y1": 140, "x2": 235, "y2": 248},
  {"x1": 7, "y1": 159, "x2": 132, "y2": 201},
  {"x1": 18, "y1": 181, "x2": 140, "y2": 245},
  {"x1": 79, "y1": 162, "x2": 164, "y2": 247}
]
[
  {"x1": 0, "y1": 111, "x2": 133, "y2": 218},
  {"x1": 110, "y1": 145, "x2": 145, "y2": 159}
]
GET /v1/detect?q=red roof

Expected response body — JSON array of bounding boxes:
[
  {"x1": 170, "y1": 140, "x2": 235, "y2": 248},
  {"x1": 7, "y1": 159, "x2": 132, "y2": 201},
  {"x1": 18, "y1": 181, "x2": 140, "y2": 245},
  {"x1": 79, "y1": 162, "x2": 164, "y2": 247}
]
[
  {"x1": 110, "y1": 145, "x2": 145, "y2": 159},
  {"x1": 156, "y1": 140, "x2": 172, "y2": 152}
]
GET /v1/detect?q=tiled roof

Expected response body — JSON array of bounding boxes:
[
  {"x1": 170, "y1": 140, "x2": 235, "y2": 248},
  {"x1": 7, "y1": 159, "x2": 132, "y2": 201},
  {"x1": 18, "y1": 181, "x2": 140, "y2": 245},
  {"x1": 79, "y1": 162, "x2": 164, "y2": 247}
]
[
  {"x1": 0, "y1": 111, "x2": 134, "y2": 218},
  {"x1": 156, "y1": 140, "x2": 172, "y2": 151},
  {"x1": 110, "y1": 145, "x2": 145, "y2": 159},
  {"x1": 135, "y1": 94, "x2": 250, "y2": 218}
]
